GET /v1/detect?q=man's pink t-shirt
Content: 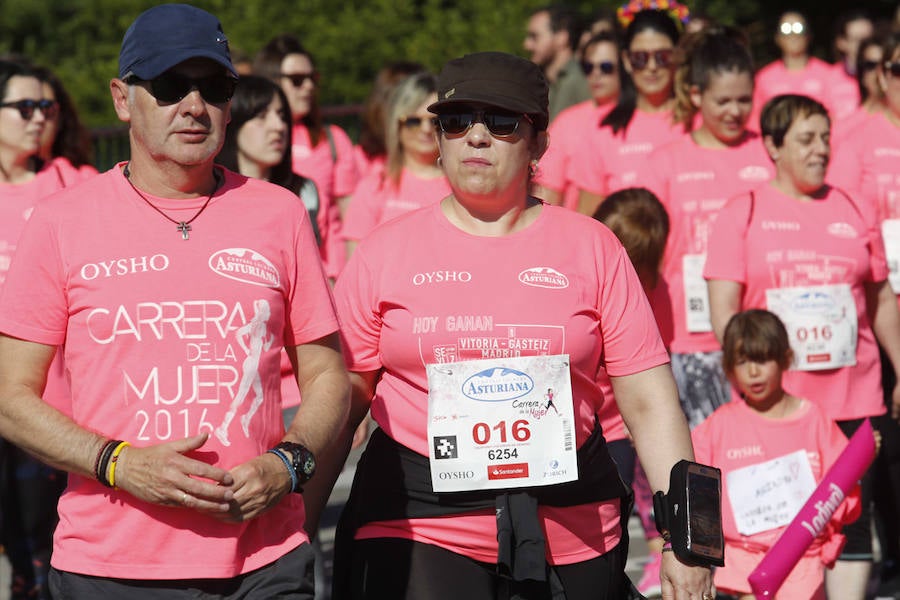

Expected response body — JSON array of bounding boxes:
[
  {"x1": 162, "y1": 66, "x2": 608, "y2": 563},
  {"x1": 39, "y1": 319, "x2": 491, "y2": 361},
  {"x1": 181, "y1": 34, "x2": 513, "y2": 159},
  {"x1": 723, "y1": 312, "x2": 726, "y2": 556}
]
[
  {"x1": 692, "y1": 399, "x2": 857, "y2": 599},
  {"x1": 703, "y1": 184, "x2": 888, "y2": 420},
  {"x1": 342, "y1": 167, "x2": 450, "y2": 242},
  {"x1": 640, "y1": 133, "x2": 774, "y2": 354},
  {"x1": 335, "y1": 202, "x2": 669, "y2": 565},
  {"x1": 0, "y1": 166, "x2": 339, "y2": 579},
  {"x1": 536, "y1": 100, "x2": 613, "y2": 210},
  {"x1": 569, "y1": 108, "x2": 682, "y2": 198},
  {"x1": 751, "y1": 58, "x2": 838, "y2": 130},
  {"x1": 291, "y1": 123, "x2": 360, "y2": 279}
]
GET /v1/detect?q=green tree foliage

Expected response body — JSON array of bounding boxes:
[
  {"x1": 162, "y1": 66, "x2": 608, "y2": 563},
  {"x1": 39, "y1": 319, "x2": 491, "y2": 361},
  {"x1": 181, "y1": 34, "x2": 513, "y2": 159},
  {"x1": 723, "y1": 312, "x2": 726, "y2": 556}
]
[{"x1": 1, "y1": 0, "x2": 895, "y2": 130}]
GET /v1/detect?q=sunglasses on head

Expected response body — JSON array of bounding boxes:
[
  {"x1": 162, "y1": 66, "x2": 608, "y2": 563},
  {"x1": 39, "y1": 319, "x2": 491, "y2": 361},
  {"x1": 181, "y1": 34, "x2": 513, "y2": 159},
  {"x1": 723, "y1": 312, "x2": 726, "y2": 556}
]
[
  {"x1": 884, "y1": 61, "x2": 900, "y2": 78},
  {"x1": 434, "y1": 109, "x2": 532, "y2": 137},
  {"x1": 281, "y1": 72, "x2": 320, "y2": 87},
  {"x1": 628, "y1": 49, "x2": 674, "y2": 71},
  {"x1": 0, "y1": 98, "x2": 59, "y2": 121},
  {"x1": 580, "y1": 60, "x2": 617, "y2": 76},
  {"x1": 399, "y1": 116, "x2": 433, "y2": 129},
  {"x1": 126, "y1": 72, "x2": 236, "y2": 104}
]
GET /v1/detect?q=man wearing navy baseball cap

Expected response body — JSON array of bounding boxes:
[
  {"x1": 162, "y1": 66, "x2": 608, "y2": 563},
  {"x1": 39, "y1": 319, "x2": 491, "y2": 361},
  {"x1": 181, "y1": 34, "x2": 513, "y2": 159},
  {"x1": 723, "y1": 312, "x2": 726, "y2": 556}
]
[{"x1": 0, "y1": 4, "x2": 350, "y2": 598}]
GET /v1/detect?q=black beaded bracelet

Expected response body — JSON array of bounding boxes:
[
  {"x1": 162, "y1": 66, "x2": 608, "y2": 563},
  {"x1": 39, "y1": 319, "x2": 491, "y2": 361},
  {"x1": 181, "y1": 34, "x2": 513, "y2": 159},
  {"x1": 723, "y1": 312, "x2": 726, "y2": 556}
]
[{"x1": 94, "y1": 439, "x2": 122, "y2": 488}]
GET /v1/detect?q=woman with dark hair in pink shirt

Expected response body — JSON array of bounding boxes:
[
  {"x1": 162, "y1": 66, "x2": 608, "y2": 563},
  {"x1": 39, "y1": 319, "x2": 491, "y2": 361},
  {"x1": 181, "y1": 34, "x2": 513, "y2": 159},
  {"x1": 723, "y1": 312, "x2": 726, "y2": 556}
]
[{"x1": 571, "y1": 8, "x2": 685, "y2": 217}]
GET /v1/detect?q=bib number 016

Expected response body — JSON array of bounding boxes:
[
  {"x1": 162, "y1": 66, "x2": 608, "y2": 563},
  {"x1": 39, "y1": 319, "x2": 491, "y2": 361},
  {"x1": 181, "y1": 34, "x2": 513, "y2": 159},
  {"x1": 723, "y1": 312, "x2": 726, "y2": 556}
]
[{"x1": 472, "y1": 419, "x2": 531, "y2": 445}]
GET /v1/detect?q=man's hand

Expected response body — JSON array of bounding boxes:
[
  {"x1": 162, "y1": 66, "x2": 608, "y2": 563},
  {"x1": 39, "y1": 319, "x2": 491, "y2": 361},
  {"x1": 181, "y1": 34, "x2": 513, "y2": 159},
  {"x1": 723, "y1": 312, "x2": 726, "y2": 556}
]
[
  {"x1": 114, "y1": 433, "x2": 234, "y2": 513},
  {"x1": 220, "y1": 452, "x2": 294, "y2": 522}
]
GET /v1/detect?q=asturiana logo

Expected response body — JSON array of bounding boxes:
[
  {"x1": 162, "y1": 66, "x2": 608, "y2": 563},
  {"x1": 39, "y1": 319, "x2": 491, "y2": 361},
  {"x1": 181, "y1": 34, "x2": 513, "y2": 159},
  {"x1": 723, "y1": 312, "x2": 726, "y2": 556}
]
[
  {"x1": 519, "y1": 267, "x2": 569, "y2": 289},
  {"x1": 790, "y1": 290, "x2": 836, "y2": 315},
  {"x1": 209, "y1": 248, "x2": 280, "y2": 288},
  {"x1": 738, "y1": 165, "x2": 771, "y2": 181},
  {"x1": 462, "y1": 367, "x2": 534, "y2": 402}
]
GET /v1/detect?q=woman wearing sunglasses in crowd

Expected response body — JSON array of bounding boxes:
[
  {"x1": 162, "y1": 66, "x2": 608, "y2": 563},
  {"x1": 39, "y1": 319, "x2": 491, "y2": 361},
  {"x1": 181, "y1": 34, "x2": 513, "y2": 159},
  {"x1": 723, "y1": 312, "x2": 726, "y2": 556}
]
[
  {"x1": 0, "y1": 58, "x2": 94, "y2": 600},
  {"x1": 343, "y1": 72, "x2": 449, "y2": 259},
  {"x1": 533, "y1": 32, "x2": 623, "y2": 210},
  {"x1": 570, "y1": 8, "x2": 684, "y2": 217},
  {"x1": 705, "y1": 93, "x2": 900, "y2": 600},
  {"x1": 327, "y1": 51, "x2": 712, "y2": 600},
  {"x1": 253, "y1": 34, "x2": 359, "y2": 283}
]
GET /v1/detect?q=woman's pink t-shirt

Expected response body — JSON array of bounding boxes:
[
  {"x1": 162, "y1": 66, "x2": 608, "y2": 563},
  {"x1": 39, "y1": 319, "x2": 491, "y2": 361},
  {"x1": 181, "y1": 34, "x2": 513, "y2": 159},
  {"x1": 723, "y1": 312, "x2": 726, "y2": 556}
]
[
  {"x1": 704, "y1": 185, "x2": 888, "y2": 420},
  {"x1": 640, "y1": 133, "x2": 774, "y2": 354},
  {"x1": 335, "y1": 202, "x2": 670, "y2": 565},
  {"x1": 692, "y1": 399, "x2": 856, "y2": 599},
  {"x1": 291, "y1": 123, "x2": 360, "y2": 279},
  {"x1": 0, "y1": 166, "x2": 339, "y2": 579},
  {"x1": 343, "y1": 167, "x2": 450, "y2": 242},
  {"x1": 536, "y1": 100, "x2": 613, "y2": 210},
  {"x1": 751, "y1": 58, "x2": 839, "y2": 130},
  {"x1": 569, "y1": 108, "x2": 682, "y2": 198}
]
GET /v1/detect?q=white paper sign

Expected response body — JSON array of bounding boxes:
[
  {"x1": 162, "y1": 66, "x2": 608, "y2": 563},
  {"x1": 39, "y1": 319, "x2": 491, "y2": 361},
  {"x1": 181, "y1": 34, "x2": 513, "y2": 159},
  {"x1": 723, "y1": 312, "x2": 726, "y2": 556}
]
[
  {"x1": 426, "y1": 354, "x2": 578, "y2": 492},
  {"x1": 726, "y1": 449, "x2": 817, "y2": 536}
]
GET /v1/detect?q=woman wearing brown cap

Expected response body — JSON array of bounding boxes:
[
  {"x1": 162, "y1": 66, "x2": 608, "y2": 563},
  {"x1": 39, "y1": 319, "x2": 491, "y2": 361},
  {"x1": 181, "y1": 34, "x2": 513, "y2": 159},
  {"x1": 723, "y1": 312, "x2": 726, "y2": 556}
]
[{"x1": 327, "y1": 51, "x2": 713, "y2": 600}]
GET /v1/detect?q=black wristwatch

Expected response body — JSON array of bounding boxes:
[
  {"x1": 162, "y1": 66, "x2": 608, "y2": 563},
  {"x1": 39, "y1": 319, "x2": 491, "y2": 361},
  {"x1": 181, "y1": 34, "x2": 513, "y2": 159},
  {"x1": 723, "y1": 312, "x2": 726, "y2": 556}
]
[{"x1": 273, "y1": 442, "x2": 316, "y2": 492}]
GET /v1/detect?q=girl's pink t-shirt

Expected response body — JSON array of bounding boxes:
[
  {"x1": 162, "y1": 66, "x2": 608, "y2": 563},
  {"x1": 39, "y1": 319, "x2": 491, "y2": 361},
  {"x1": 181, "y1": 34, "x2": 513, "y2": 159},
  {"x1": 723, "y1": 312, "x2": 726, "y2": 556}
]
[
  {"x1": 569, "y1": 108, "x2": 682, "y2": 198},
  {"x1": 703, "y1": 184, "x2": 888, "y2": 420},
  {"x1": 291, "y1": 123, "x2": 360, "y2": 279},
  {"x1": 536, "y1": 100, "x2": 613, "y2": 210},
  {"x1": 692, "y1": 399, "x2": 856, "y2": 599},
  {"x1": 343, "y1": 167, "x2": 450, "y2": 242},
  {"x1": 640, "y1": 133, "x2": 774, "y2": 354},
  {"x1": 335, "y1": 202, "x2": 670, "y2": 565},
  {"x1": 0, "y1": 166, "x2": 339, "y2": 579}
]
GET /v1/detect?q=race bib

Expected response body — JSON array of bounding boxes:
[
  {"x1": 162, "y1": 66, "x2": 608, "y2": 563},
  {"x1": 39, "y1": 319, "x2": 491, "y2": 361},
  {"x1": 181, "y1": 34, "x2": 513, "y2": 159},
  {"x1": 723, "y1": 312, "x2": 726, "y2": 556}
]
[
  {"x1": 727, "y1": 449, "x2": 817, "y2": 536},
  {"x1": 766, "y1": 284, "x2": 857, "y2": 371},
  {"x1": 683, "y1": 254, "x2": 712, "y2": 333},
  {"x1": 426, "y1": 354, "x2": 578, "y2": 492},
  {"x1": 882, "y1": 219, "x2": 900, "y2": 294}
]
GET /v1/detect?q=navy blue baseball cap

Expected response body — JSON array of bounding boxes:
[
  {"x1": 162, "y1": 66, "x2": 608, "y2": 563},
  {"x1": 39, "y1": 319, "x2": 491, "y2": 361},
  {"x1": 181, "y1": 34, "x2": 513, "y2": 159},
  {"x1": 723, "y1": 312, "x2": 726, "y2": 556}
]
[{"x1": 118, "y1": 4, "x2": 237, "y2": 80}]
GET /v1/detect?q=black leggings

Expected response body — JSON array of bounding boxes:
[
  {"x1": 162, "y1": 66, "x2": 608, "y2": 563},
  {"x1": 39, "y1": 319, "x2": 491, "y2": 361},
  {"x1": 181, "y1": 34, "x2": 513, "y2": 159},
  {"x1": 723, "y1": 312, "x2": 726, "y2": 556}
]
[{"x1": 348, "y1": 537, "x2": 627, "y2": 600}]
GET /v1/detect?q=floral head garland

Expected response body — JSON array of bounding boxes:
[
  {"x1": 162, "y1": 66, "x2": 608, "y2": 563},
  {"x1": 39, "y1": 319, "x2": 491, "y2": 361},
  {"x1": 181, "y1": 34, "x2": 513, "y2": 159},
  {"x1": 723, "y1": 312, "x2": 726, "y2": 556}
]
[{"x1": 617, "y1": 0, "x2": 691, "y2": 30}]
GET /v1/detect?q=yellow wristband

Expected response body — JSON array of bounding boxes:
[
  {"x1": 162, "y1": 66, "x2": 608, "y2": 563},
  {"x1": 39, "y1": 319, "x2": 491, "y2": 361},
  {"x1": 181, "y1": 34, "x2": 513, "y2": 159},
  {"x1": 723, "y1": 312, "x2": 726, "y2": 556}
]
[{"x1": 107, "y1": 441, "x2": 131, "y2": 489}]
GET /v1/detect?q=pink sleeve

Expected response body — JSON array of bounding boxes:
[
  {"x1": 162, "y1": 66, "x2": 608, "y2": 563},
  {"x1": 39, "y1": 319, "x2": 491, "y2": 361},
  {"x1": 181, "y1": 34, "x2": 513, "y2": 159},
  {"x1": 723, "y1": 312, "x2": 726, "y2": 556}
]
[
  {"x1": 342, "y1": 173, "x2": 385, "y2": 242},
  {"x1": 598, "y1": 239, "x2": 670, "y2": 376},
  {"x1": 703, "y1": 194, "x2": 752, "y2": 283},
  {"x1": 284, "y1": 206, "x2": 341, "y2": 345},
  {"x1": 328, "y1": 125, "x2": 360, "y2": 199},
  {"x1": 333, "y1": 251, "x2": 382, "y2": 372},
  {"x1": 0, "y1": 206, "x2": 67, "y2": 345},
  {"x1": 569, "y1": 134, "x2": 608, "y2": 196}
]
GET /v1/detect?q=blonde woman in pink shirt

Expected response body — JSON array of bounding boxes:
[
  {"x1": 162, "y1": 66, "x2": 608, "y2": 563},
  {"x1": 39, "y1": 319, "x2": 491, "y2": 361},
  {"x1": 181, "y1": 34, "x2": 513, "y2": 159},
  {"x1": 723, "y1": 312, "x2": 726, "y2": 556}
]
[
  {"x1": 330, "y1": 51, "x2": 712, "y2": 600},
  {"x1": 533, "y1": 31, "x2": 622, "y2": 210},
  {"x1": 343, "y1": 72, "x2": 449, "y2": 257},
  {"x1": 705, "y1": 94, "x2": 900, "y2": 600}
]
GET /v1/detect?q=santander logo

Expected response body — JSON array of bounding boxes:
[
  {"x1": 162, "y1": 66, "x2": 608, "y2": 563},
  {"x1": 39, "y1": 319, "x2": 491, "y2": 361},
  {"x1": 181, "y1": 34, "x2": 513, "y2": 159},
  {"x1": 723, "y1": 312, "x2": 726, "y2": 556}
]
[
  {"x1": 518, "y1": 267, "x2": 569, "y2": 289},
  {"x1": 209, "y1": 248, "x2": 280, "y2": 288}
]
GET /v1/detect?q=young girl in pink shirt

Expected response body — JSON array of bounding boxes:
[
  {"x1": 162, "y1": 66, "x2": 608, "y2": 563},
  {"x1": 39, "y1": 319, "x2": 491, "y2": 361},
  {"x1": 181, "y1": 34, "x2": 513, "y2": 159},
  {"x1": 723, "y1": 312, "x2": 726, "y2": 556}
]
[{"x1": 693, "y1": 309, "x2": 859, "y2": 600}]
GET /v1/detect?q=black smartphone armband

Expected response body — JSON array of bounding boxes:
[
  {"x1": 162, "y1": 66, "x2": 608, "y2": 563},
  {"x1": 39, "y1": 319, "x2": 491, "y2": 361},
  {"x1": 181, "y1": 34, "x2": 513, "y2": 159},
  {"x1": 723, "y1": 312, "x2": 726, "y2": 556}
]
[{"x1": 653, "y1": 460, "x2": 725, "y2": 567}]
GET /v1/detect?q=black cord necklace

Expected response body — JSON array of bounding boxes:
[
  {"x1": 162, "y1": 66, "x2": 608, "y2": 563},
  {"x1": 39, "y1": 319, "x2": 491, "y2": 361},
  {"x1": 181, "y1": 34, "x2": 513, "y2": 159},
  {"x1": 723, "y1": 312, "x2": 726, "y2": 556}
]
[{"x1": 122, "y1": 163, "x2": 219, "y2": 240}]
